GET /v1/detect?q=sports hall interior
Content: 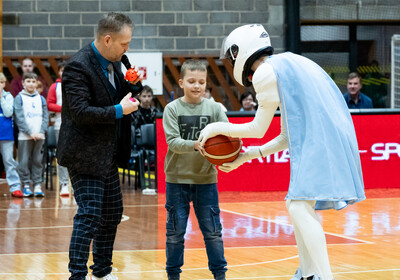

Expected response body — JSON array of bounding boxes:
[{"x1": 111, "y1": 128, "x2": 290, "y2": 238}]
[{"x1": 1, "y1": 0, "x2": 400, "y2": 279}]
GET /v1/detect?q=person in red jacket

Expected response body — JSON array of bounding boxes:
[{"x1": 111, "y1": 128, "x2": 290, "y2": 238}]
[{"x1": 47, "y1": 61, "x2": 70, "y2": 196}]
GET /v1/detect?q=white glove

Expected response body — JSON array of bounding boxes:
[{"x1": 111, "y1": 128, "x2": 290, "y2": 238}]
[
  {"x1": 218, "y1": 147, "x2": 262, "y2": 173},
  {"x1": 198, "y1": 122, "x2": 231, "y2": 146}
]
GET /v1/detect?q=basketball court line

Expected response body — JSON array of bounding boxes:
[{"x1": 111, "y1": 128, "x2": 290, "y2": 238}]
[
  {"x1": 0, "y1": 241, "x2": 369, "y2": 257},
  {"x1": 220, "y1": 208, "x2": 373, "y2": 244},
  {"x1": 1, "y1": 266, "x2": 399, "y2": 278},
  {"x1": 0, "y1": 204, "x2": 161, "y2": 211},
  {"x1": 0, "y1": 195, "x2": 399, "y2": 212},
  {"x1": 0, "y1": 206, "x2": 373, "y2": 246},
  {"x1": 0, "y1": 225, "x2": 73, "y2": 231},
  {"x1": 0, "y1": 255, "x2": 302, "y2": 275},
  {"x1": 0, "y1": 196, "x2": 398, "y2": 212}
]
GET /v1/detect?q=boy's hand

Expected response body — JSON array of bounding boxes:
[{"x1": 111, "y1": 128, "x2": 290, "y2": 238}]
[
  {"x1": 30, "y1": 133, "x2": 45, "y2": 140},
  {"x1": 198, "y1": 122, "x2": 231, "y2": 146},
  {"x1": 120, "y1": 93, "x2": 140, "y2": 115},
  {"x1": 194, "y1": 141, "x2": 205, "y2": 156}
]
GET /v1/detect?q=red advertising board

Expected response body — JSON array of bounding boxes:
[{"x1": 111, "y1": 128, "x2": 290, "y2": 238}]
[{"x1": 156, "y1": 113, "x2": 400, "y2": 193}]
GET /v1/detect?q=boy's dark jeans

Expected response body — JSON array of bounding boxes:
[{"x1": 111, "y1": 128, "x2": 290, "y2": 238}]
[{"x1": 165, "y1": 183, "x2": 227, "y2": 277}]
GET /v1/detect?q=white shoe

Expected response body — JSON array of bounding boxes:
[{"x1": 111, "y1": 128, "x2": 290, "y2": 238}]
[
  {"x1": 92, "y1": 272, "x2": 118, "y2": 280},
  {"x1": 60, "y1": 184, "x2": 69, "y2": 197},
  {"x1": 33, "y1": 184, "x2": 45, "y2": 197},
  {"x1": 85, "y1": 275, "x2": 91, "y2": 280},
  {"x1": 142, "y1": 188, "x2": 156, "y2": 195}
]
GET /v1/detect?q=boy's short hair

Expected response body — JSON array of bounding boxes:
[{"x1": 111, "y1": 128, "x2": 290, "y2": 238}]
[
  {"x1": 22, "y1": 72, "x2": 38, "y2": 81},
  {"x1": 140, "y1": 85, "x2": 154, "y2": 96},
  {"x1": 0, "y1": 72, "x2": 7, "y2": 82},
  {"x1": 180, "y1": 59, "x2": 207, "y2": 78},
  {"x1": 36, "y1": 80, "x2": 43, "y2": 88}
]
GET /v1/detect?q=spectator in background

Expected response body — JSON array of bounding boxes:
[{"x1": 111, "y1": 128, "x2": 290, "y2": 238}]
[
  {"x1": 131, "y1": 85, "x2": 159, "y2": 139},
  {"x1": 36, "y1": 80, "x2": 44, "y2": 96},
  {"x1": 10, "y1": 58, "x2": 48, "y2": 98},
  {"x1": 203, "y1": 87, "x2": 227, "y2": 112},
  {"x1": 343, "y1": 72, "x2": 373, "y2": 109},
  {"x1": 0, "y1": 72, "x2": 22, "y2": 197},
  {"x1": 14, "y1": 72, "x2": 49, "y2": 197},
  {"x1": 239, "y1": 91, "x2": 257, "y2": 111},
  {"x1": 47, "y1": 61, "x2": 70, "y2": 197}
]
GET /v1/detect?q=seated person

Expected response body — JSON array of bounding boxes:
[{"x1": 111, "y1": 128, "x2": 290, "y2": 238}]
[
  {"x1": 343, "y1": 72, "x2": 373, "y2": 109},
  {"x1": 203, "y1": 87, "x2": 227, "y2": 112},
  {"x1": 239, "y1": 91, "x2": 257, "y2": 111},
  {"x1": 131, "y1": 85, "x2": 159, "y2": 143}
]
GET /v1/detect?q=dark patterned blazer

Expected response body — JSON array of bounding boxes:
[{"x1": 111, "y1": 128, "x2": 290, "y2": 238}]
[{"x1": 57, "y1": 44, "x2": 142, "y2": 175}]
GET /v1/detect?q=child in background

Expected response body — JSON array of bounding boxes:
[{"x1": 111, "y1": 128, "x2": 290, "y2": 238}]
[
  {"x1": 131, "y1": 85, "x2": 160, "y2": 139},
  {"x1": 14, "y1": 72, "x2": 49, "y2": 197},
  {"x1": 36, "y1": 80, "x2": 44, "y2": 96},
  {"x1": 0, "y1": 72, "x2": 22, "y2": 197},
  {"x1": 162, "y1": 60, "x2": 228, "y2": 280},
  {"x1": 47, "y1": 61, "x2": 70, "y2": 196},
  {"x1": 202, "y1": 87, "x2": 227, "y2": 112}
]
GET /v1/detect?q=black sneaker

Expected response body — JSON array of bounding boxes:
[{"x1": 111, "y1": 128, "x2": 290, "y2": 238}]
[
  {"x1": 214, "y1": 272, "x2": 226, "y2": 280},
  {"x1": 168, "y1": 274, "x2": 180, "y2": 280}
]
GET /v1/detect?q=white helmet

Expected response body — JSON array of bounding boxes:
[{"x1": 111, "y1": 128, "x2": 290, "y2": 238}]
[{"x1": 220, "y1": 24, "x2": 274, "y2": 87}]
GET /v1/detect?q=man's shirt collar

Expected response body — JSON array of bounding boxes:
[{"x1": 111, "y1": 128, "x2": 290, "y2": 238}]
[{"x1": 91, "y1": 41, "x2": 111, "y2": 72}]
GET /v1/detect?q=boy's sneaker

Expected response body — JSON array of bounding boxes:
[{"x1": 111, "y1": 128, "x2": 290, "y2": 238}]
[
  {"x1": 33, "y1": 184, "x2": 45, "y2": 197},
  {"x1": 10, "y1": 185, "x2": 23, "y2": 198},
  {"x1": 23, "y1": 186, "x2": 34, "y2": 197},
  {"x1": 11, "y1": 190, "x2": 23, "y2": 198},
  {"x1": 60, "y1": 184, "x2": 69, "y2": 197},
  {"x1": 92, "y1": 272, "x2": 118, "y2": 280}
]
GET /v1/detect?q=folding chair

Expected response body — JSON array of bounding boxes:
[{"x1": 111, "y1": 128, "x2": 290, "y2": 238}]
[
  {"x1": 139, "y1": 123, "x2": 156, "y2": 190},
  {"x1": 45, "y1": 126, "x2": 57, "y2": 191}
]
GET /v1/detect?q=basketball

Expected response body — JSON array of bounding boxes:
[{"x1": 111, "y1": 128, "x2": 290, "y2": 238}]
[{"x1": 203, "y1": 135, "x2": 242, "y2": 166}]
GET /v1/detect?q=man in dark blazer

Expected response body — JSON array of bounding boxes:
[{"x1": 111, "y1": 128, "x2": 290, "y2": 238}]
[{"x1": 57, "y1": 12, "x2": 142, "y2": 280}]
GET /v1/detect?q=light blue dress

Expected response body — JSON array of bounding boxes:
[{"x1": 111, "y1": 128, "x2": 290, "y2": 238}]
[{"x1": 267, "y1": 52, "x2": 366, "y2": 210}]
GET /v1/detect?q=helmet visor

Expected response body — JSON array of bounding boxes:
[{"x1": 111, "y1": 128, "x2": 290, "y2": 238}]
[
  {"x1": 220, "y1": 38, "x2": 239, "y2": 66},
  {"x1": 219, "y1": 37, "x2": 229, "y2": 59}
]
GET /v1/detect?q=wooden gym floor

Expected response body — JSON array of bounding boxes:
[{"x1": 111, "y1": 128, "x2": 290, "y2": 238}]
[{"x1": 0, "y1": 177, "x2": 399, "y2": 280}]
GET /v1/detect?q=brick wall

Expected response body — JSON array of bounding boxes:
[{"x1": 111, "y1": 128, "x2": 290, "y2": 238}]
[
  {"x1": 2, "y1": 0, "x2": 283, "y2": 56},
  {"x1": 2, "y1": 1, "x2": 399, "y2": 56}
]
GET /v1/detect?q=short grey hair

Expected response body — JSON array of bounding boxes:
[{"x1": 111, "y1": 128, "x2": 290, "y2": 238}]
[
  {"x1": 96, "y1": 12, "x2": 133, "y2": 38},
  {"x1": 348, "y1": 72, "x2": 361, "y2": 82}
]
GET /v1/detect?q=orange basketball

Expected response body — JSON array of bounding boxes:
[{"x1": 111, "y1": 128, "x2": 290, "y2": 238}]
[{"x1": 204, "y1": 135, "x2": 242, "y2": 166}]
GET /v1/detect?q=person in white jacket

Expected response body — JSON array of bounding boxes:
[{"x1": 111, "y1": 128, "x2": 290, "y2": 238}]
[
  {"x1": 199, "y1": 24, "x2": 365, "y2": 280},
  {"x1": 14, "y1": 72, "x2": 49, "y2": 197}
]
